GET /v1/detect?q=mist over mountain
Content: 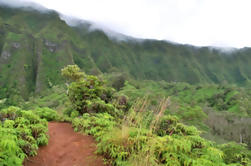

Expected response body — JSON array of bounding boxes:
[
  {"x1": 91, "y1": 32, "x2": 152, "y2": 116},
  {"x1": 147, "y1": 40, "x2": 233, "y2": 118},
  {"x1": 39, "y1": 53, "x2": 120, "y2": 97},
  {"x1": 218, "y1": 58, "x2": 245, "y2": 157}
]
[
  {"x1": 0, "y1": 4, "x2": 251, "y2": 165},
  {"x1": 0, "y1": 4, "x2": 250, "y2": 99}
]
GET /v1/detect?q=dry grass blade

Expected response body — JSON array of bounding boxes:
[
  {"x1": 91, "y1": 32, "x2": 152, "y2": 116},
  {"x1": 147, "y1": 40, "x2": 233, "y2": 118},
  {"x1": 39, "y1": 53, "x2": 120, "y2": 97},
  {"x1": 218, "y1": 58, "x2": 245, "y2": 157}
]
[
  {"x1": 150, "y1": 97, "x2": 170, "y2": 132},
  {"x1": 123, "y1": 96, "x2": 150, "y2": 127}
]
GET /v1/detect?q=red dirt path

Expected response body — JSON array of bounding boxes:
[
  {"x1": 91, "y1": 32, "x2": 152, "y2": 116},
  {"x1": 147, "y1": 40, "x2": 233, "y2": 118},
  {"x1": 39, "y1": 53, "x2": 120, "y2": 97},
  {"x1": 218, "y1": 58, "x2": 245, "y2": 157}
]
[{"x1": 23, "y1": 122, "x2": 105, "y2": 166}]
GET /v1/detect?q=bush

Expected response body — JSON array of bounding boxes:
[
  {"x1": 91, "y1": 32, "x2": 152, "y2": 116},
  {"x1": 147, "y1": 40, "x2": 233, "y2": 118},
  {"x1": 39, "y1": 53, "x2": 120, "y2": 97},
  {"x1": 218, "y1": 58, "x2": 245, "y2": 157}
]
[
  {"x1": 71, "y1": 99, "x2": 245, "y2": 166},
  {"x1": 218, "y1": 142, "x2": 251, "y2": 165},
  {"x1": 62, "y1": 65, "x2": 125, "y2": 117},
  {"x1": 61, "y1": 67, "x2": 251, "y2": 166},
  {"x1": 0, "y1": 106, "x2": 49, "y2": 166},
  {"x1": 72, "y1": 113, "x2": 116, "y2": 141},
  {"x1": 67, "y1": 75, "x2": 116, "y2": 114},
  {"x1": 70, "y1": 110, "x2": 79, "y2": 118},
  {"x1": 33, "y1": 107, "x2": 60, "y2": 121},
  {"x1": 155, "y1": 115, "x2": 200, "y2": 136}
]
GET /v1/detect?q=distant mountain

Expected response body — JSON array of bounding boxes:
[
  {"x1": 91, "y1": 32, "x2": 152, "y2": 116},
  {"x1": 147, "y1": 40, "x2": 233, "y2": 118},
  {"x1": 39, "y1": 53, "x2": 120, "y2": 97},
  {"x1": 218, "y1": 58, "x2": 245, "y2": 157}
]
[{"x1": 0, "y1": 5, "x2": 250, "y2": 99}]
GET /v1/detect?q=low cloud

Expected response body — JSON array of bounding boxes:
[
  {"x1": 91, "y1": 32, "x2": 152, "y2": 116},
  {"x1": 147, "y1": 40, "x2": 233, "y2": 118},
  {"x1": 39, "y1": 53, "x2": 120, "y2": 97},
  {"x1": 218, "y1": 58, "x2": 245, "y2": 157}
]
[
  {"x1": 0, "y1": 0, "x2": 49, "y2": 12},
  {"x1": 60, "y1": 14, "x2": 137, "y2": 42},
  {"x1": 209, "y1": 46, "x2": 238, "y2": 54},
  {"x1": 0, "y1": 0, "x2": 133, "y2": 42},
  {"x1": 1, "y1": 0, "x2": 251, "y2": 48}
]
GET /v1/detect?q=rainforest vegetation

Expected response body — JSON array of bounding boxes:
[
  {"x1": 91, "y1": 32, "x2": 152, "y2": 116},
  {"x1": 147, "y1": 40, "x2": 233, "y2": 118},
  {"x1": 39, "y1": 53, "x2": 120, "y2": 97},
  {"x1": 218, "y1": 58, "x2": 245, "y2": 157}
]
[
  {"x1": 0, "y1": 4, "x2": 251, "y2": 166},
  {"x1": 2, "y1": 65, "x2": 250, "y2": 166},
  {"x1": 0, "y1": 106, "x2": 60, "y2": 165}
]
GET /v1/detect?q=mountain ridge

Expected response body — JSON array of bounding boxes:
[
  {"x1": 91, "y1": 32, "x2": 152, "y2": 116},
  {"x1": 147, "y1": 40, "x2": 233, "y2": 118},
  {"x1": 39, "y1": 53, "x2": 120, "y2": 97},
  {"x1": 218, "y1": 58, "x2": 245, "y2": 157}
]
[{"x1": 0, "y1": 5, "x2": 251, "y2": 100}]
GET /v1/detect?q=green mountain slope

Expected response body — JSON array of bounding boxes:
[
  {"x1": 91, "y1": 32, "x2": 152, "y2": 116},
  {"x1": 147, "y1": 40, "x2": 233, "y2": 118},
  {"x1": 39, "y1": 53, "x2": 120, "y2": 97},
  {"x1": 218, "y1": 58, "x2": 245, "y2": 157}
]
[{"x1": 0, "y1": 6, "x2": 251, "y2": 99}]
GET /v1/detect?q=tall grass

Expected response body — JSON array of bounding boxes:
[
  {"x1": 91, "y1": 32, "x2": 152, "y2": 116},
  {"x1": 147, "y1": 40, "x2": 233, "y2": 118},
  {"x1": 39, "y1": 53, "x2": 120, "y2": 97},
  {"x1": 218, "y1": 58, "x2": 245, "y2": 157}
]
[{"x1": 72, "y1": 97, "x2": 250, "y2": 165}]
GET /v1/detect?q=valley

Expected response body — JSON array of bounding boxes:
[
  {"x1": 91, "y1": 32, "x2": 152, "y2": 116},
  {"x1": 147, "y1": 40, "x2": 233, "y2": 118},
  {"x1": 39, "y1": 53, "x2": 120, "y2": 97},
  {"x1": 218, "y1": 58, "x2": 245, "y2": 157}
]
[{"x1": 0, "y1": 4, "x2": 250, "y2": 166}]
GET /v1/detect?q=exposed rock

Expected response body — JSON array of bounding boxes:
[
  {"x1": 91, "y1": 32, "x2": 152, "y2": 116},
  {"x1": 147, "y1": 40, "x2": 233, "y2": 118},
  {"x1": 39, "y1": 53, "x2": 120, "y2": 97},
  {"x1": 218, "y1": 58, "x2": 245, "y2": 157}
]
[
  {"x1": 44, "y1": 40, "x2": 57, "y2": 52},
  {"x1": 48, "y1": 47, "x2": 55, "y2": 52},
  {"x1": 12, "y1": 42, "x2": 21, "y2": 49},
  {"x1": 1, "y1": 51, "x2": 11, "y2": 60},
  {"x1": 44, "y1": 40, "x2": 57, "y2": 47}
]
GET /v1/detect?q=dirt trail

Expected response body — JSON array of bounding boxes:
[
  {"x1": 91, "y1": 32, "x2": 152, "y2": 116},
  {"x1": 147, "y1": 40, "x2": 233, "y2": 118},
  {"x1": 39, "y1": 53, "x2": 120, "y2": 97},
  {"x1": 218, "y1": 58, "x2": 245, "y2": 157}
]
[{"x1": 23, "y1": 122, "x2": 105, "y2": 166}]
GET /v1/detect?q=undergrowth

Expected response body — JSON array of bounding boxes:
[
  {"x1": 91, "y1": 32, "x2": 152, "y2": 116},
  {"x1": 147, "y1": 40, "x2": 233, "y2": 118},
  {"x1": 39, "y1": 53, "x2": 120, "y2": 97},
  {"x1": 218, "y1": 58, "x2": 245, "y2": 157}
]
[
  {"x1": 0, "y1": 106, "x2": 49, "y2": 166},
  {"x1": 63, "y1": 65, "x2": 251, "y2": 166},
  {"x1": 72, "y1": 98, "x2": 251, "y2": 165}
]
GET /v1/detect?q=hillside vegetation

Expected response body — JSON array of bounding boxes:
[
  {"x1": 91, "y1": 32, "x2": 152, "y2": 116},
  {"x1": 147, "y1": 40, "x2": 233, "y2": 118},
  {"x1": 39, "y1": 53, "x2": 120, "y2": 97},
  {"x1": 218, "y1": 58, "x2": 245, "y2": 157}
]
[
  {"x1": 0, "y1": 106, "x2": 60, "y2": 165},
  {"x1": 0, "y1": 6, "x2": 251, "y2": 101},
  {"x1": 64, "y1": 65, "x2": 251, "y2": 166},
  {"x1": 1, "y1": 65, "x2": 250, "y2": 166},
  {"x1": 0, "y1": 4, "x2": 251, "y2": 166},
  {"x1": 114, "y1": 79, "x2": 251, "y2": 148}
]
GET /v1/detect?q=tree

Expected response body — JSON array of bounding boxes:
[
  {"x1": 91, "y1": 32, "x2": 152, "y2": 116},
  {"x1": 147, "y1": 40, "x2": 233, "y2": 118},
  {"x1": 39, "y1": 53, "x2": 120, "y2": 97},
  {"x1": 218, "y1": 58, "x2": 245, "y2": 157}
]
[
  {"x1": 61, "y1": 65, "x2": 121, "y2": 116},
  {"x1": 61, "y1": 65, "x2": 85, "y2": 82}
]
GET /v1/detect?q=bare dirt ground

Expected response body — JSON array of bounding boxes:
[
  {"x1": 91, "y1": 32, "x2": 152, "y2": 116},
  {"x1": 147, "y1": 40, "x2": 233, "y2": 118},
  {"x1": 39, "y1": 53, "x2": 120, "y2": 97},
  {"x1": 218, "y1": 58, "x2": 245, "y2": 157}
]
[{"x1": 23, "y1": 122, "x2": 105, "y2": 166}]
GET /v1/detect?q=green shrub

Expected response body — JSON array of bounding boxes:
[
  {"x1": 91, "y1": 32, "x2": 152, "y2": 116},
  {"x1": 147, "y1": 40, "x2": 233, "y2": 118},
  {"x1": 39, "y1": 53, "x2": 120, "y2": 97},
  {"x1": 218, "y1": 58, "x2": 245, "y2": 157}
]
[
  {"x1": 0, "y1": 126, "x2": 24, "y2": 166},
  {"x1": 62, "y1": 65, "x2": 125, "y2": 117},
  {"x1": 70, "y1": 110, "x2": 79, "y2": 118},
  {"x1": 67, "y1": 76, "x2": 116, "y2": 114},
  {"x1": 218, "y1": 142, "x2": 251, "y2": 165},
  {"x1": 0, "y1": 106, "x2": 49, "y2": 166},
  {"x1": 33, "y1": 107, "x2": 60, "y2": 121},
  {"x1": 72, "y1": 113, "x2": 116, "y2": 141},
  {"x1": 62, "y1": 70, "x2": 251, "y2": 166},
  {"x1": 71, "y1": 99, "x2": 245, "y2": 166},
  {"x1": 155, "y1": 115, "x2": 200, "y2": 136}
]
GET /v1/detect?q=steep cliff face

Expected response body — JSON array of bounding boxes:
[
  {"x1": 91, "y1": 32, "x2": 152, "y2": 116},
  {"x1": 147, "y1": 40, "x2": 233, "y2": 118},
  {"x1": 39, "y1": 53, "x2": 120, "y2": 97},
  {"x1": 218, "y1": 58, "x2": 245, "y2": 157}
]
[
  {"x1": 0, "y1": 23, "x2": 74, "y2": 98},
  {"x1": 0, "y1": 6, "x2": 250, "y2": 99},
  {"x1": 0, "y1": 7, "x2": 76, "y2": 98}
]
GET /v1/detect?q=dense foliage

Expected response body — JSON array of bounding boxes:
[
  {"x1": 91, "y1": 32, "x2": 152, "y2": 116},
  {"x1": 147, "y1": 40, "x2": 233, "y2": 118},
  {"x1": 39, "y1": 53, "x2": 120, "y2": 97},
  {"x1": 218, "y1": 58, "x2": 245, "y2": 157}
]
[
  {"x1": 218, "y1": 142, "x2": 251, "y2": 165},
  {"x1": 118, "y1": 81, "x2": 251, "y2": 117},
  {"x1": 63, "y1": 66, "x2": 251, "y2": 166},
  {"x1": 116, "y1": 80, "x2": 251, "y2": 147},
  {"x1": 21, "y1": 85, "x2": 68, "y2": 112},
  {"x1": 0, "y1": 106, "x2": 49, "y2": 166},
  {"x1": 0, "y1": 6, "x2": 251, "y2": 102},
  {"x1": 0, "y1": 4, "x2": 250, "y2": 165},
  {"x1": 62, "y1": 65, "x2": 127, "y2": 117},
  {"x1": 32, "y1": 107, "x2": 61, "y2": 121},
  {"x1": 72, "y1": 99, "x2": 251, "y2": 166}
]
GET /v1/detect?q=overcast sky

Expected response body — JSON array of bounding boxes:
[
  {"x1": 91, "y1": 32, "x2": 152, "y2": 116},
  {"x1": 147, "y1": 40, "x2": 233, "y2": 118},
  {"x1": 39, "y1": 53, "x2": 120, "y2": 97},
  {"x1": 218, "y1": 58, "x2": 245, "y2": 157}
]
[{"x1": 2, "y1": 0, "x2": 251, "y2": 48}]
